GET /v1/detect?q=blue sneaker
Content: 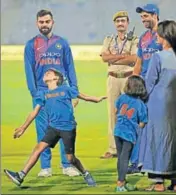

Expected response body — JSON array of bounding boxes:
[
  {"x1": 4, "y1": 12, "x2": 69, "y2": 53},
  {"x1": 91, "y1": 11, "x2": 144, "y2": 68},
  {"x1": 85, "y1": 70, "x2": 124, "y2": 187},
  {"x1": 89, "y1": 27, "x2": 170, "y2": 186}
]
[
  {"x1": 127, "y1": 164, "x2": 141, "y2": 174},
  {"x1": 83, "y1": 171, "x2": 96, "y2": 186},
  {"x1": 115, "y1": 186, "x2": 127, "y2": 192},
  {"x1": 4, "y1": 169, "x2": 23, "y2": 186}
]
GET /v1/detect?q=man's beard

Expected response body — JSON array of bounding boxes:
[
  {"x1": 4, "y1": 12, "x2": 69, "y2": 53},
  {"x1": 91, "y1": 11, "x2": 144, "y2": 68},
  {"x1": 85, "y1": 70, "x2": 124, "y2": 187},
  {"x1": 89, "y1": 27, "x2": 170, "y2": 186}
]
[
  {"x1": 39, "y1": 27, "x2": 52, "y2": 36},
  {"x1": 143, "y1": 20, "x2": 154, "y2": 29}
]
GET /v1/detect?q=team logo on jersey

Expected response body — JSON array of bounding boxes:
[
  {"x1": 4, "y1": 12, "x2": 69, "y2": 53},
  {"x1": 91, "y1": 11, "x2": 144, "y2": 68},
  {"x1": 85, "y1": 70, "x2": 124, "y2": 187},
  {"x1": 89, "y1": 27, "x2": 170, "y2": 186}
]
[{"x1": 55, "y1": 43, "x2": 62, "y2": 49}]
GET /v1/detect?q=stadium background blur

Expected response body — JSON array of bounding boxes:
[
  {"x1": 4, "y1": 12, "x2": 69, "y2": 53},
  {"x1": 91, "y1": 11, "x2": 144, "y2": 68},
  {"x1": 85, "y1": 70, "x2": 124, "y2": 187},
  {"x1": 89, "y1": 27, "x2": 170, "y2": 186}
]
[
  {"x1": 1, "y1": 0, "x2": 176, "y2": 194},
  {"x1": 2, "y1": 0, "x2": 176, "y2": 45}
]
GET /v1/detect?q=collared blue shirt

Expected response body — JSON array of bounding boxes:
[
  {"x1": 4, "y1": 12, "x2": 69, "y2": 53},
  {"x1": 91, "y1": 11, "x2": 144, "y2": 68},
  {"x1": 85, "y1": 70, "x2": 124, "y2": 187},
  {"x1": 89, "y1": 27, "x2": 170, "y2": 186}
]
[
  {"x1": 114, "y1": 94, "x2": 148, "y2": 143},
  {"x1": 35, "y1": 85, "x2": 78, "y2": 131}
]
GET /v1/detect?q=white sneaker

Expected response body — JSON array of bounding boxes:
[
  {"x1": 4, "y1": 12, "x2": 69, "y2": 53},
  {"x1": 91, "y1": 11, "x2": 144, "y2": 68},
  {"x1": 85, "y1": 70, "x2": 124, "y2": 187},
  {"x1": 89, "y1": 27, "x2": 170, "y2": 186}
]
[
  {"x1": 62, "y1": 167, "x2": 80, "y2": 177},
  {"x1": 37, "y1": 168, "x2": 52, "y2": 177}
]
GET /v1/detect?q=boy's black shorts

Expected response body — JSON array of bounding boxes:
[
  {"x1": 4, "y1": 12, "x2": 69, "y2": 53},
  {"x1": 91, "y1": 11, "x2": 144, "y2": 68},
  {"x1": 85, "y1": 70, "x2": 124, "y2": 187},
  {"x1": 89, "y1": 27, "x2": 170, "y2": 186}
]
[{"x1": 41, "y1": 126, "x2": 76, "y2": 154}]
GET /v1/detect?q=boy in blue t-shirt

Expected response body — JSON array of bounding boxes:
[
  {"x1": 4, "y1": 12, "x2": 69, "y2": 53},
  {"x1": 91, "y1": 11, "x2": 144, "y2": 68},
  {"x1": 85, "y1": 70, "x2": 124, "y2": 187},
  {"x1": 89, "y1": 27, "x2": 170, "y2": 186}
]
[
  {"x1": 114, "y1": 75, "x2": 148, "y2": 192},
  {"x1": 4, "y1": 68, "x2": 106, "y2": 187}
]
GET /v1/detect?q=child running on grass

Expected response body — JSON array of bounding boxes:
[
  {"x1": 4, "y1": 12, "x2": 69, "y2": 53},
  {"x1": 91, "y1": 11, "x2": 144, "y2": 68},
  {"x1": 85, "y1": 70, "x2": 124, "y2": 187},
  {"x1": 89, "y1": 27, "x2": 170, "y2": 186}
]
[
  {"x1": 4, "y1": 68, "x2": 107, "y2": 187},
  {"x1": 114, "y1": 75, "x2": 148, "y2": 192}
]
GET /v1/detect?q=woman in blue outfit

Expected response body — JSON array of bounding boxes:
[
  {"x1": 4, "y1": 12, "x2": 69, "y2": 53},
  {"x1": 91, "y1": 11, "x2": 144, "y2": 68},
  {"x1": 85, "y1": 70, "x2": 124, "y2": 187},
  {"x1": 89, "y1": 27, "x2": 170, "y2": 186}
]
[{"x1": 139, "y1": 20, "x2": 176, "y2": 192}]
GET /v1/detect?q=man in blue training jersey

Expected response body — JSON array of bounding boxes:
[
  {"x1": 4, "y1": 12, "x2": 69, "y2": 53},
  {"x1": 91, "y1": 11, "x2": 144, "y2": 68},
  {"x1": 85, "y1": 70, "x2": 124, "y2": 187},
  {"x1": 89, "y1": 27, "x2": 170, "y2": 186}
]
[
  {"x1": 133, "y1": 4, "x2": 162, "y2": 77},
  {"x1": 128, "y1": 4, "x2": 162, "y2": 174},
  {"x1": 24, "y1": 9, "x2": 80, "y2": 177}
]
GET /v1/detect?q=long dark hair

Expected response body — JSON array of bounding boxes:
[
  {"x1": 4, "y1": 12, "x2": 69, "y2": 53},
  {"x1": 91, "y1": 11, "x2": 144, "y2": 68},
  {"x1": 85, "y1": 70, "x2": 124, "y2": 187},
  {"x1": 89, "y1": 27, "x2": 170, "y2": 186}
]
[
  {"x1": 157, "y1": 20, "x2": 176, "y2": 54},
  {"x1": 124, "y1": 75, "x2": 147, "y2": 101}
]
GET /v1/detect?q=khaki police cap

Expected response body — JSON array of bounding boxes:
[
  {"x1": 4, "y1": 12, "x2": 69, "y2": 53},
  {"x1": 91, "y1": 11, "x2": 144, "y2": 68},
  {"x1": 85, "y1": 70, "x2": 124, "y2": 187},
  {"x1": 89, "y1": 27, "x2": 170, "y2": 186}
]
[{"x1": 113, "y1": 11, "x2": 129, "y2": 21}]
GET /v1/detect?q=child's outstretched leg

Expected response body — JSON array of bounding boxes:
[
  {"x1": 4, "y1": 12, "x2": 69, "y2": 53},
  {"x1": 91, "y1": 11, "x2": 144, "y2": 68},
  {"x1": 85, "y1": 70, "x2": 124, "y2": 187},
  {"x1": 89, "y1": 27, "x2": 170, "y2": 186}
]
[
  {"x1": 4, "y1": 142, "x2": 49, "y2": 186},
  {"x1": 66, "y1": 154, "x2": 96, "y2": 187},
  {"x1": 61, "y1": 129, "x2": 96, "y2": 187}
]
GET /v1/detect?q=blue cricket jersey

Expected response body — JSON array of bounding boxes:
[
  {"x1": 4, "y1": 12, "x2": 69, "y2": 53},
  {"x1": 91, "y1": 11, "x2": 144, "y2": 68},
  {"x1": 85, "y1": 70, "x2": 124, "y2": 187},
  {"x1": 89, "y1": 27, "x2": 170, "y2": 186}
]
[
  {"x1": 114, "y1": 94, "x2": 148, "y2": 143},
  {"x1": 24, "y1": 34, "x2": 78, "y2": 97},
  {"x1": 138, "y1": 30, "x2": 162, "y2": 78},
  {"x1": 35, "y1": 85, "x2": 78, "y2": 131}
]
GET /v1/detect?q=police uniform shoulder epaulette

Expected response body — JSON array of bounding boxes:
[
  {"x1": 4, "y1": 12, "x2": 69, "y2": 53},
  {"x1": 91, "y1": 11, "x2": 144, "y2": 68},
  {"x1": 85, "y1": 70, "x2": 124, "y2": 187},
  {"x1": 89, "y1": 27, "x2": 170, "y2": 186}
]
[
  {"x1": 105, "y1": 34, "x2": 113, "y2": 39},
  {"x1": 106, "y1": 34, "x2": 116, "y2": 40},
  {"x1": 103, "y1": 34, "x2": 114, "y2": 43}
]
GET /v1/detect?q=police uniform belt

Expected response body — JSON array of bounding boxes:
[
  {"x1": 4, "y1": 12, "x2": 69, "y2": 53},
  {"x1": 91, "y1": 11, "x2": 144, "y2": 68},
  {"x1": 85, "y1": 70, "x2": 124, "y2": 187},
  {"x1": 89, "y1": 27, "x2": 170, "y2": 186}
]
[{"x1": 108, "y1": 71, "x2": 132, "y2": 78}]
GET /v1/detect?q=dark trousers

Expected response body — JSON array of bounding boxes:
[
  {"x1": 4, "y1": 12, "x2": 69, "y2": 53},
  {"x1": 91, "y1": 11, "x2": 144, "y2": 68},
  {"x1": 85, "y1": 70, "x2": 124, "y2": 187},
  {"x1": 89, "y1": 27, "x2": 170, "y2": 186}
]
[
  {"x1": 115, "y1": 136, "x2": 133, "y2": 181},
  {"x1": 148, "y1": 173, "x2": 176, "y2": 183},
  {"x1": 172, "y1": 179, "x2": 176, "y2": 186}
]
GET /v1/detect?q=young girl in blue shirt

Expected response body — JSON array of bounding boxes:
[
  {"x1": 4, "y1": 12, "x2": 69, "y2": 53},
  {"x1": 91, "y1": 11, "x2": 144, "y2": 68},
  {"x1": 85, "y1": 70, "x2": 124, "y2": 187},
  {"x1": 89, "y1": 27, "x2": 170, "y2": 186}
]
[{"x1": 114, "y1": 75, "x2": 148, "y2": 192}]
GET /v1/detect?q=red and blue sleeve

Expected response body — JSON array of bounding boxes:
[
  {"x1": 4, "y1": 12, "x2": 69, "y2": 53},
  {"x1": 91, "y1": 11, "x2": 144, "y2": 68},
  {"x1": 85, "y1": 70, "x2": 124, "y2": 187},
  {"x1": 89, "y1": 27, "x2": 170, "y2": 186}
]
[
  {"x1": 63, "y1": 41, "x2": 78, "y2": 91},
  {"x1": 24, "y1": 39, "x2": 37, "y2": 97}
]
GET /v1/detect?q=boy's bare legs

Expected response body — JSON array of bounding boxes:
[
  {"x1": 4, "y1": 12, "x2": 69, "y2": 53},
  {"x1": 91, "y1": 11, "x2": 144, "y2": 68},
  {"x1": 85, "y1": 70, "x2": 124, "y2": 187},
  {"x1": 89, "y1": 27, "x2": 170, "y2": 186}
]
[
  {"x1": 66, "y1": 154, "x2": 96, "y2": 186},
  {"x1": 22, "y1": 142, "x2": 49, "y2": 175},
  {"x1": 4, "y1": 142, "x2": 49, "y2": 186},
  {"x1": 66, "y1": 154, "x2": 86, "y2": 174}
]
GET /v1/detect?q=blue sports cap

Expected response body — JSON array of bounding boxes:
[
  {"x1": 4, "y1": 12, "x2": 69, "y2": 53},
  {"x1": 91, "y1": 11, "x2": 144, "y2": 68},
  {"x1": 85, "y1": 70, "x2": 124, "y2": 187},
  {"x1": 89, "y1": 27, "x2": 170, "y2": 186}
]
[{"x1": 136, "y1": 4, "x2": 159, "y2": 16}]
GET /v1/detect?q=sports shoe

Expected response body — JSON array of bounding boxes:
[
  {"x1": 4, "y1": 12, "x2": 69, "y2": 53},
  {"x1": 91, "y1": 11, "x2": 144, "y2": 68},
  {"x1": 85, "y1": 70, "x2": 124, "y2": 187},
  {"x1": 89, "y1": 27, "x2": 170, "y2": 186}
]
[
  {"x1": 4, "y1": 169, "x2": 23, "y2": 186},
  {"x1": 125, "y1": 183, "x2": 137, "y2": 191},
  {"x1": 62, "y1": 167, "x2": 80, "y2": 177},
  {"x1": 167, "y1": 180, "x2": 176, "y2": 191},
  {"x1": 83, "y1": 171, "x2": 96, "y2": 186},
  {"x1": 38, "y1": 168, "x2": 52, "y2": 177},
  {"x1": 127, "y1": 164, "x2": 141, "y2": 174},
  {"x1": 115, "y1": 185, "x2": 127, "y2": 192}
]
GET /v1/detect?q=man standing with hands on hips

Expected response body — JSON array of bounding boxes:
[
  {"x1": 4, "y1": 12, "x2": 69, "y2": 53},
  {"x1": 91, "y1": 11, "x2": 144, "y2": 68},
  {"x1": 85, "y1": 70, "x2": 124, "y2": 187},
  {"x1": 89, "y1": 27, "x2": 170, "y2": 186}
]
[{"x1": 100, "y1": 11, "x2": 138, "y2": 159}]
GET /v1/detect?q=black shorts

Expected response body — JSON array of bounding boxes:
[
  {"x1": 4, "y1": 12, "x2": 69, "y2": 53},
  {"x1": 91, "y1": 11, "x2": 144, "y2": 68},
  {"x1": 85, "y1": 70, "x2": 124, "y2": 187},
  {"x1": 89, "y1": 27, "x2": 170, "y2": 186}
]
[{"x1": 41, "y1": 126, "x2": 76, "y2": 154}]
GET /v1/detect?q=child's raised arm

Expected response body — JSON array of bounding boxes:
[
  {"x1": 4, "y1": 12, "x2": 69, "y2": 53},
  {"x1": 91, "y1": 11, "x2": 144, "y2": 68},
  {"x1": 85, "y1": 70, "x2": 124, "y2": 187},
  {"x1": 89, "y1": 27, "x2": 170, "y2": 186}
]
[
  {"x1": 78, "y1": 93, "x2": 107, "y2": 103},
  {"x1": 14, "y1": 105, "x2": 41, "y2": 139}
]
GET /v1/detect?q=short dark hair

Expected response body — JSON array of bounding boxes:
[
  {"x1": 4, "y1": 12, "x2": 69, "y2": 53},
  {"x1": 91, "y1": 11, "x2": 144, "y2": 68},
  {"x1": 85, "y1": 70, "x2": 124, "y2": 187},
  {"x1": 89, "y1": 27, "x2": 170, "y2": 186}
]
[
  {"x1": 53, "y1": 71, "x2": 64, "y2": 86},
  {"x1": 124, "y1": 75, "x2": 147, "y2": 101},
  {"x1": 44, "y1": 70, "x2": 64, "y2": 86},
  {"x1": 36, "y1": 9, "x2": 53, "y2": 19},
  {"x1": 157, "y1": 20, "x2": 176, "y2": 54},
  {"x1": 150, "y1": 13, "x2": 159, "y2": 21}
]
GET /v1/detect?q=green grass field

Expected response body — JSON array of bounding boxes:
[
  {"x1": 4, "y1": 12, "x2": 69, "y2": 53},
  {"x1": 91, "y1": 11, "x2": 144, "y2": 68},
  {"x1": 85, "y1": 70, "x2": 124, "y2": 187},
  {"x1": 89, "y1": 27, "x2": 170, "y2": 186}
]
[{"x1": 1, "y1": 60, "x2": 171, "y2": 194}]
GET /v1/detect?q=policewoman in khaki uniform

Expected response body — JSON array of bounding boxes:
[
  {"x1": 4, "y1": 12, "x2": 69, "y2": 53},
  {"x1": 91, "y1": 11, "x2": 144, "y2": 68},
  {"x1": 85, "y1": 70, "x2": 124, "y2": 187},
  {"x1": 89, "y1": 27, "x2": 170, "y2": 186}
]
[{"x1": 100, "y1": 11, "x2": 138, "y2": 159}]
